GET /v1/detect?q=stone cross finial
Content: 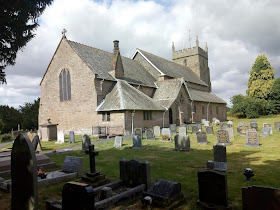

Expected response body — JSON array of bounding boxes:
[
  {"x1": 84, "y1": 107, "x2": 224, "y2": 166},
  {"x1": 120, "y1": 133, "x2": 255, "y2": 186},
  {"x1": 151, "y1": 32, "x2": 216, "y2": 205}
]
[
  {"x1": 62, "y1": 29, "x2": 67, "y2": 38},
  {"x1": 89, "y1": 144, "x2": 99, "y2": 174}
]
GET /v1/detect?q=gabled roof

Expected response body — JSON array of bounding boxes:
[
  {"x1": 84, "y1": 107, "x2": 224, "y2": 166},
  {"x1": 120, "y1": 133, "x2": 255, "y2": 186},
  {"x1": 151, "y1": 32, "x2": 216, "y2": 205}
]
[
  {"x1": 188, "y1": 88, "x2": 227, "y2": 104},
  {"x1": 133, "y1": 49, "x2": 208, "y2": 86},
  {"x1": 67, "y1": 40, "x2": 157, "y2": 87},
  {"x1": 96, "y1": 80, "x2": 166, "y2": 111}
]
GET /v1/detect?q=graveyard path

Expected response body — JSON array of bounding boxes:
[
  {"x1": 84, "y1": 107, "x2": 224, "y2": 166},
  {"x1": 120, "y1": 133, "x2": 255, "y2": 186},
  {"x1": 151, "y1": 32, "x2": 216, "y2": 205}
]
[{"x1": 0, "y1": 140, "x2": 14, "y2": 150}]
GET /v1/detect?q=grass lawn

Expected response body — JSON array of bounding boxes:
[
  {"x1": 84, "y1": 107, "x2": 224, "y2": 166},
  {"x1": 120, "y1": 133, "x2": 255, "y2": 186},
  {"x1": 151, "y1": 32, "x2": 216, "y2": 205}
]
[{"x1": 1, "y1": 115, "x2": 280, "y2": 209}]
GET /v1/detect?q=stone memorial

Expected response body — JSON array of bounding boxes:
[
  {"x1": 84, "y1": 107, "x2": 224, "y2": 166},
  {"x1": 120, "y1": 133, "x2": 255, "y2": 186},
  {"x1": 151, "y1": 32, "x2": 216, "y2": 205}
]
[
  {"x1": 227, "y1": 121, "x2": 233, "y2": 127},
  {"x1": 55, "y1": 131, "x2": 64, "y2": 144},
  {"x1": 196, "y1": 131, "x2": 207, "y2": 144},
  {"x1": 27, "y1": 131, "x2": 33, "y2": 141},
  {"x1": 142, "y1": 178, "x2": 184, "y2": 208},
  {"x1": 11, "y1": 133, "x2": 38, "y2": 209},
  {"x1": 245, "y1": 130, "x2": 259, "y2": 147},
  {"x1": 192, "y1": 125, "x2": 198, "y2": 134},
  {"x1": 206, "y1": 126, "x2": 214, "y2": 134},
  {"x1": 206, "y1": 160, "x2": 214, "y2": 170},
  {"x1": 250, "y1": 120, "x2": 258, "y2": 130},
  {"x1": 263, "y1": 123, "x2": 271, "y2": 128},
  {"x1": 161, "y1": 128, "x2": 171, "y2": 141},
  {"x1": 134, "y1": 128, "x2": 142, "y2": 139},
  {"x1": 201, "y1": 119, "x2": 206, "y2": 124},
  {"x1": 132, "y1": 135, "x2": 142, "y2": 148},
  {"x1": 219, "y1": 122, "x2": 228, "y2": 130},
  {"x1": 213, "y1": 145, "x2": 227, "y2": 171},
  {"x1": 197, "y1": 170, "x2": 230, "y2": 209},
  {"x1": 114, "y1": 136, "x2": 123, "y2": 148},
  {"x1": 178, "y1": 126, "x2": 187, "y2": 135},
  {"x1": 204, "y1": 121, "x2": 209, "y2": 126},
  {"x1": 62, "y1": 182, "x2": 95, "y2": 210},
  {"x1": 237, "y1": 124, "x2": 249, "y2": 136},
  {"x1": 274, "y1": 122, "x2": 280, "y2": 130},
  {"x1": 153, "y1": 126, "x2": 161, "y2": 137},
  {"x1": 263, "y1": 123, "x2": 273, "y2": 135},
  {"x1": 261, "y1": 127, "x2": 270, "y2": 137},
  {"x1": 212, "y1": 117, "x2": 218, "y2": 123},
  {"x1": 62, "y1": 156, "x2": 84, "y2": 177},
  {"x1": 197, "y1": 123, "x2": 202, "y2": 129},
  {"x1": 145, "y1": 128, "x2": 155, "y2": 140},
  {"x1": 69, "y1": 131, "x2": 75, "y2": 143},
  {"x1": 170, "y1": 124, "x2": 177, "y2": 133},
  {"x1": 214, "y1": 119, "x2": 220, "y2": 125},
  {"x1": 82, "y1": 134, "x2": 91, "y2": 152},
  {"x1": 174, "y1": 134, "x2": 190, "y2": 151},
  {"x1": 32, "y1": 135, "x2": 42, "y2": 152},
  {"x1": 217, "y1": 129, "x2": 231, "y2": 146},
  {"x1": 225, "y1": 127, "x2": 234, "y2": 140},
  {"x1": 40, "y1": 121, "x2": 58, "y2": 141},
  {"x1": 238, "y1": 122, "x2": 247, "y2": 127}
]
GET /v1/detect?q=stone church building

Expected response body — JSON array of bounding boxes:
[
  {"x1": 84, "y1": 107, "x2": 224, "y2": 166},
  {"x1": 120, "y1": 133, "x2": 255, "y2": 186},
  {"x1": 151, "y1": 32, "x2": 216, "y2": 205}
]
[{"x1": 39, "y1": 32, "x2": 226, "y2": 136}]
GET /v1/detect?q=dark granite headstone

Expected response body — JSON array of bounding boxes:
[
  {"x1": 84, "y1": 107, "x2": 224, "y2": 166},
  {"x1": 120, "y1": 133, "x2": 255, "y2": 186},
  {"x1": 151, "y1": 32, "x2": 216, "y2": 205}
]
[
  {"x1": 206, "y1": 126, "x2": 214, "y2": 134},
  {"x1": 174, "y1": 134, "x2": 190, "y2": 151},
  {"x1": 261, "y1": 127, "x2": 270, "y2": 137},
  {"x1": 69, "y1": 131, "x2": 75, "y2": 143},
  {"x1": 62, "y1": 156, "x2": 84, "y2": 177},
  {"x1": 11, "y1": 133, "x2": 38, "y2": 209},
  {"x1": 134, "y1": 128, "x2": 142, "y2": 139},
  {"x1": 206, "y1": 160, "x2": 214, "y2": 170},
  {"x1": 114, "y1": 136, "x2": 123, "y2": 148},
  {"x1": 62, "y1": 182, "x2": 94, "y2": 210},
  {"x1": 245, "y1": 130, "x2": 260, "y2": 147},
  {"x1": 217, "y1": 129, "x2": 231, "y2": 146},
  {"x1": 142, "y1": 178, "x2": 183, "y2": 207},
  {"x1": 274, "y1": 122, "x2": 280, "y2": 130},
  {"x1": 145, "y1": 128, "x2": 155, "y2": 140},
  {"x1": 192, "y1": 125, "x2": 198, "y2": 134},
  {"x1": 119, "y1": 159, "x2": 150, "y2": 190},
  {"x1": 196, "y1": 131, "x2": 207, "y2": 144},
  {"x1": 213, "y1": 145, "x2": 227, "y2": 171},
  {"x1": 237, "y1": 125, "x2": 249, "y2": 136},
  {"x1": 133, "y1": 135, "x2": 142, "y2": 148},
  {"x1": 32, "y1": 135, "x2": 42, "y2": 152},
  {"x1": 82, "y1": 134, "x2": 91, "y2": 152},
  {"x1": 242, "y1": 185, "x2": 280, "y2": 210},
  {"x1": 197, "y1": 170, "x2": 229, "y2": 208}
]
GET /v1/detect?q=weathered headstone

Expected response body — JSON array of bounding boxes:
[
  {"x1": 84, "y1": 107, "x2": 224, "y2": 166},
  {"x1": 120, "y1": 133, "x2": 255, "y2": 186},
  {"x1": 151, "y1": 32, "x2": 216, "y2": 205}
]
[
  {"x1": 245, "y1": 130, "x2": 260, "y2": 147},
  {"x1": 132, "y1": 135, "x2": 142, "y2": 148},
  {"x1": 274, "y1": 122, "x2": 280, "y2": 130},
  {"x1": 263, "y1": 123, "x2": 271, "y2": 128},
  {"x1": 11, "y1": 133, "x2": 38, "y2": 209},
  {"x1": 238, "y1": 122, "x2": 247, "y2": 127},
  {"x1": 213, "y1": 145, "x2": 227, "y2": 171},
  {"x1": 225, "y1": 127, "x2": 234, "y2": 140},
  {"x1": 204, "y1": 121, "x2": 209, "y2": 127},
  {"x1": 153, "y1": 126, "x2": 161, "y2": 137},
  {"x1": 227, "y1": 121, "x2": 233, "y2": 128},
  {"x1": 197, "y1": 170, "x2": 229, "y2": 209},
  {"x1": 178, "y1": 126, "x2": 187, "y2": 135},
  {"x1": 197, "y1": 123, "x2": 202, "y2": 129},
  {"x1": 145, "y1": 128, "x2": 155, "y2": 140},
  {"x1": 62, "y1": 156, "x2": 84, "y2": 177},
  {"x1": 237, "y1": 124, "x2": 249, "y2": 136},
  {"x1": 55, "y1": 131, "x2": 65, "y2": 144},
  {"x1": 114, "y1": 136, "x2": 123, "y2": 148},
  {"x1": 197, "y1": 131, "x2": 207, "y2": 144},
  {"x1": 170, "y1": 124, "x2": 177, "y2": 133},
  {"x1": 62, "y1": 182, "x2": 94, "y2": 210},
  {"x1": 219, "y1": 122, "x2": 228, "y2": 130},
  {"x1": 134, "y1": 128, "x2": 142, "y2": 139},
  {"x1": 82, "y1": 134, "x2": 91, "y2": 152},
  {"x1": 174, "y1": 134, "x2": 190, "y2": 151},
  {"x1": 250, "y1": 120, "x2": 258, "y2": 130},
  {"x1": 212, "y1": 117, "x2": 218, "y2": 123},
  {"x1": 214, "y1": 119, "x2": 220, "y2": 125},
  {"x1": 201, "y1": 119, "x2": 206, "y2": 124},
  {"x1": 217, "y1": 129, "x2": 231, "y2": 146},
  {"x1": 206, "y1": 126, "x2": 214, "y2": 134},
  {"x1": 32, "y1": 135, "x2": 42, "y2": 152},
  {"x1": 88, "y1": 144, "x2": 99, "y2": 175},
  {"x1": 27, "y1": 131, "x2": 32, "y2": 141},
  {"x1": 69, "y1": 131, "x2": 75, "y2": 143},
  {"x1": 161, "y1": 128, "x2": 171, "y2": 140},
  {"x1": 261, "y1": 127, "x2": 270, "y2": 137},
  {"x1": 192, "y1": 125, "x2": 198, "y2": 134}
]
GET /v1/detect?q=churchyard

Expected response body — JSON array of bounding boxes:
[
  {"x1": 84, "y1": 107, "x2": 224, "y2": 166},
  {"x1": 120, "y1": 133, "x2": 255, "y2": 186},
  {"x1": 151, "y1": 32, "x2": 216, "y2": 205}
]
[{"x1": 1, "y1": 115, "x2": 280, "y2": 209}]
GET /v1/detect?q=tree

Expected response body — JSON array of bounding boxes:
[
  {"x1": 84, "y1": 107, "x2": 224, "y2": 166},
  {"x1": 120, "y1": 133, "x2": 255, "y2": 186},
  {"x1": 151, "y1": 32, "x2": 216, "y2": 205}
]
[
  {"x1": 0, "y1": 0, "x2": 53, "y2": 84},
  {"x1": 267, "y1": 77, "x2": 280, "y2": 114},
  {"x1": 247, "y1": 54, "x2": 275, "y2": 99},
  {"x1": 230, "y1": 94, "x2": 246, "y2": 117},
  {"x1": 0, "y1": 118, "x2": 4, "y2": 133},
  {"x1": 19, "y1": 98, "x2": 40, "y2": 130},
  {"x1": 0, "y1": 105, "x2": 22, "y2": 133}
]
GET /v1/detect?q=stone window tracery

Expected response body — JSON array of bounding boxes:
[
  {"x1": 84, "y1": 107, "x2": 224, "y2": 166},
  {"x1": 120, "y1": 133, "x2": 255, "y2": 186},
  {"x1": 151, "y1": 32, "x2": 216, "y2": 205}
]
[{"x1": 59, "y1": 69, "x2": 71, "y2": 101}]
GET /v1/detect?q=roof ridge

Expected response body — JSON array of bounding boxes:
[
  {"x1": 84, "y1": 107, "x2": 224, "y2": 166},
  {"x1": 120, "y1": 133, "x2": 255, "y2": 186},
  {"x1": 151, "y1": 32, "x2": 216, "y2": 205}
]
[{"x1": 154, "y1": 77, "x2": 184, "y2": 83}]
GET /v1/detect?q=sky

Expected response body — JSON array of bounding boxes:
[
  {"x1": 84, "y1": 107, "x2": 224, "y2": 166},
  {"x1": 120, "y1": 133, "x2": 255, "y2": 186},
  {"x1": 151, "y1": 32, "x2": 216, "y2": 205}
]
[{"x1": 1, "y1": 0, "x2": 280, "y2": 108}]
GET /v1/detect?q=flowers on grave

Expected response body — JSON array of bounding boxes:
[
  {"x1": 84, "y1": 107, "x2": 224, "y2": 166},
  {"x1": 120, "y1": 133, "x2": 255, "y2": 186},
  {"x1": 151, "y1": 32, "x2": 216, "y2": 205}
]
[
  {"x1": 161, "y1": 134, "x2": 169, "y2": 141},
  {"x1": 52, "y1": 149, "x2": 56, "y2": 153},
  {"x1": 37, "y1": 169, "x2": 46, "y2": 178}
]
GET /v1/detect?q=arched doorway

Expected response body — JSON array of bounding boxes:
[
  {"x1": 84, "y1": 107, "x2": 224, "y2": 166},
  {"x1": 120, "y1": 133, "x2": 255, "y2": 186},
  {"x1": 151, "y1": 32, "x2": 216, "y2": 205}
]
[{"x1": 169, "y1": 108, "x2": 173, "y2": 124}]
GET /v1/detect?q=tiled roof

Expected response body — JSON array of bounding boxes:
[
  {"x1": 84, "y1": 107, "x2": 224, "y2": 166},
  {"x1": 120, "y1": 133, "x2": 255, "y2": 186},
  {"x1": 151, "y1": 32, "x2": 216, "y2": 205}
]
[
  {"x1": 96, "y1": 80, "x2": 166, "y2": 111},
  {"x1": 67, "y1": 40, "x2": 157, "y2": 87},
  {"x1": 188, "y1": 88, "x2": 227, "y2": 104},
  {"x1": 136, "y1": 49, "x2": 208, "y2": 86}
]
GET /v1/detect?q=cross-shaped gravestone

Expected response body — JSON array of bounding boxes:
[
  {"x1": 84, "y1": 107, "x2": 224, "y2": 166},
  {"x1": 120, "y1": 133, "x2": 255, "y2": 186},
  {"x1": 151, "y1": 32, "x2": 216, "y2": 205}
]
[{"x1": 88, "y1": 144, "x2": 99, "y2": 174}]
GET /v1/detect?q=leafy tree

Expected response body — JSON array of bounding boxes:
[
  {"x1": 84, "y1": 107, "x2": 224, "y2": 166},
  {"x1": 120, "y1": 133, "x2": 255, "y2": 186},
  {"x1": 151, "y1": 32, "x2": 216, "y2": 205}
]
[
  {"x1": 0, "y1": 0, "x2": 53, "y2": 84},
  {"x1": 19, "y1": 98, "x2": 40, "y2": 130},
  {"x1": 267, "y1": 77, "x2": 280, "y2": 113},
  {"x1": 243, "y1": 97, "x2": 265, "y2": 118},
  {"x1": 247, "y1": 54, "x2": 275, "y2": 99},
  {"x1": 230, "y1": 94, "x2": 246, "y2": 117},
  {"x1": 0, "y1": 105, "x2": 22, "y2": 133},
  {"x1": 0, "y1": 118, "x2": 4, "y2": 133}
]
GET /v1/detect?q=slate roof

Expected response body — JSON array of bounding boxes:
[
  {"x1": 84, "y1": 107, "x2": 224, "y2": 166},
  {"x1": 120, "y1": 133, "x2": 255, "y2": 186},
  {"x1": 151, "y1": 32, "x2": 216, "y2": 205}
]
[
  {"x1": 96, "y1": 80, "x2": 166, "y2": 111},
  {"x1": 136, "y1": 49, "x2": 208, "y2": 86},
  {"x1": 67, "y1": 40, "x2": 157, "y2": 87},
  {"x1": 188, "y1": 88, "x2": 226, "y2": 104}
]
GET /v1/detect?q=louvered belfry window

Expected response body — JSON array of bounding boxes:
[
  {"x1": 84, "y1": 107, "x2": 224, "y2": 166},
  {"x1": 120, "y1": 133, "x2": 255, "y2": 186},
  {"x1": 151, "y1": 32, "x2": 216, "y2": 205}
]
[{"x1": 59, "y1": 69, "x2": 71, "y2": 101}]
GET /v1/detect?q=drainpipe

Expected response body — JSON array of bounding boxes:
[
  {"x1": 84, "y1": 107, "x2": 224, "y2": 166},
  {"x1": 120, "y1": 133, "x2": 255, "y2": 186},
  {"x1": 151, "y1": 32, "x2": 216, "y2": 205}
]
[
  {"x1": 207, "y1": 102, "x2": 210, "y2": 121},
  {"x1": 131, "y1": 110, "x2": 135, "y2": 134},
  {"x1": 162, "y1": 108, "x2": 168, "y2": 128},
  {"x1": 191, "y1": 101, "x2": 194, "y2": 123}
]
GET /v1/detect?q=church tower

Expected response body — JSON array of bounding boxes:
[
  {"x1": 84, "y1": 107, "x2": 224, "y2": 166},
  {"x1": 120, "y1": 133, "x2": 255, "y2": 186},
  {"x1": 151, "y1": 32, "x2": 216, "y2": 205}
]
[{"x1": 172, "y1": 36, "x2": 211, "y2": 91}]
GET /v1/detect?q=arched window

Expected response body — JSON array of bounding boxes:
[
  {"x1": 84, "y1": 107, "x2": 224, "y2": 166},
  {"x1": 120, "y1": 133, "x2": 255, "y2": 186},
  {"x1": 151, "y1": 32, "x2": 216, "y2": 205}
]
[
  {"x1": 183, "y1": 59, "x2": 187, "y2": 67},
  {"x1": 59, "y1": 69, "x2": 71, "y2": 101}
]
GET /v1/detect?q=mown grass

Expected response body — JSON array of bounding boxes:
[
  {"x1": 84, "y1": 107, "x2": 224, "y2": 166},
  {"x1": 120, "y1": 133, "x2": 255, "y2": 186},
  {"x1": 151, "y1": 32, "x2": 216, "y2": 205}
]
[{"x1": 1, "y1": 115, "x2": 280, "y2": 209}]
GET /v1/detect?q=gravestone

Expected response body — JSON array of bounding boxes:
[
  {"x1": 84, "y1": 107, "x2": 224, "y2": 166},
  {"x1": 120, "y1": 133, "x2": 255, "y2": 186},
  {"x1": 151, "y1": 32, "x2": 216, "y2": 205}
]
[
  {"x1": 219, "y1": 122, "x2": 228, "y2": 130},
  {"x1": 82, "y1": 134, "x2": 91, "y2": 152},
  {"x1": 204, "y1": 121, "x2": 209, "y2": 126},
  {"x1": 274, "y1": 122, "x2": 280, "y2": 130},
  {"x1": 11, "y1": 133, "x2": 38, "y2": 209},
  {"x1": 161, "y1": 128, "x2": 171, "y2": 140},
  {"x1": 237, "y1": 124, "x2": 249, "y2": 136},
  {"x1": 217, "y1": 129, "x2": 231, "y2": 146},
  {"x1": 145, "y1": 128, "x2": 155, "y2": 140},
  {"x1": 206, "y1": 160, "x2": 214, "y2": 170},
  {"x1": 62, "y1": 156, "x2": 84, "y2": 177},
  {"x1": 114, "y1": 136, "x2": 123, "y2": 147},
  {"x1": 69, "y1": 131, "x2": 75, "y2": 143},
  {"x1": 213, "y1": 145, "x2": 227, "y2": 171},
  {"x1": 153, "y1": 126, "x2": 161, "y2": 137},
  {"x1": 227, "y1": 121, "x2": 233, "y2": 128},
  {"x1": 142, "y1": 178, "x2": 183, "y2": 208},
  {"x1": 212, "y1": 117, "x2": 218, "y2": 123},
  {"x1": 238, "y1": 122, "x2": 247, "y2": 127},
  {"x1": 242, "y1": 185, "x2": 280, "y2": 210},
  {"x1": 197, "y1": 123, "x2": 202, "y2": 129},
  {"x1": 245, "y1": 130, "x2": 260, "y2": 147},
  {"x1": 197, "y1": 131, "x2": 207, "y2": 144},
  {"x1": 214, "y1": 119, "x2": 220, "y2": 125},
  {"x1": 174, "y1": 134, "x2": 190, "y2": 151},
  {"x1": 250, "y1": 120, "x2": 258, "y2": 130},
  {"x1": 178, "y1": 126, "x2": 187, "y2": 135},
  {"x1": 225, "y1": 127, "x2": 234, "y2": 140},
  {"x1": 32, "y1": 135, "x2": 42, "y2": 152},
  {"x1": 62, "y1": 182, "x2": 94, "y2": 210},
  {"x1": 263, "y1": 123, "x2": 271, "y2": 128},
  {"x1": 192, "y1": 125, "x2": 198, "y2": 134},
  {"x1": 132, "y1": 135, "x2": 142, "y2": 148},
  {"x1": 170, "y1": 124, "x2": 177, "y2": 133},
  {"x1": 134, "y1": 128, "x2": 142, "y2": 139},
  {"x1": 206, "y1": 126, "x2": 214, "y2": 134},
  {"x1": 197, "y1": 170, "x2": 229, "y2": 209},
  {"x1": 88, "y1": 144, "x2": 99, "y2": 175},
  {"x1": 27, "y1": 132, "x2": 33, "y2": 141},
  {"x1": 261, "y1": 127, "x2": 270, "y2": 137},
  {"x1": 201, "y1": 119, "x2": 206, "y2": 124}
]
